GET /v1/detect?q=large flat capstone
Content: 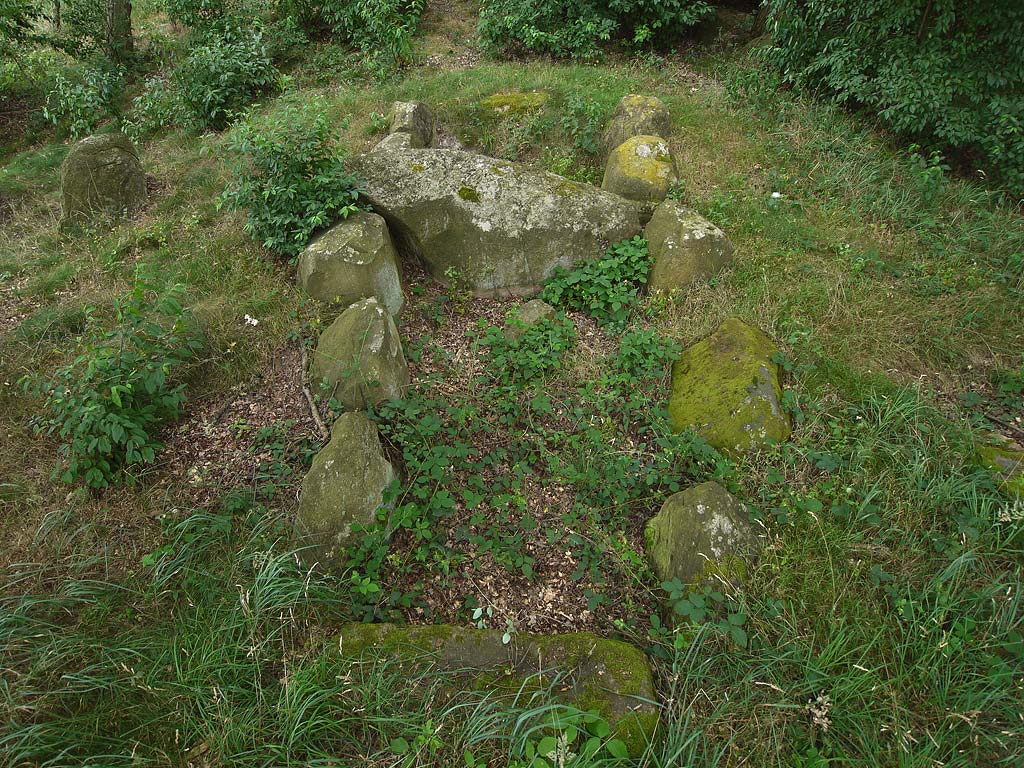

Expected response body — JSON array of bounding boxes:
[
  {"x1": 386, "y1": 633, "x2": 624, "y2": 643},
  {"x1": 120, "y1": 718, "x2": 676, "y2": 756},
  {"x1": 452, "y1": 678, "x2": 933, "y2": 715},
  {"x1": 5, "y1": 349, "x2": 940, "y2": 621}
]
[{"x1": 347, "y1": 148, "x2": 642, "y2": 296}]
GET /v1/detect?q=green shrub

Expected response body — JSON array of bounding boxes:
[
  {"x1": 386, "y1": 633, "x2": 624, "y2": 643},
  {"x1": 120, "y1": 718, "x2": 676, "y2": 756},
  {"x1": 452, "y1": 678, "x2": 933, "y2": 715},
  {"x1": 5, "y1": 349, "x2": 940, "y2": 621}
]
[
  {"x1": 43, "y1": 65, "x2": 122, "y2": 138},
  {"x1": 280, "y1": 0, "x2": 424, "y2": 67},
  {"x1": 121, "y1": 75, "x2": 182, "y2": 142},
  {"x1": 540, "y1": 236, "x2": 651, "y2": 329},
  {"x1": 613, "y1": 327, "x2": 681, "y2": 381},
  {"x1": 219, "y1": 100, "x2": 364, "y2": 257},
  {"x1": 474, "y1": 313, "x2": 578, "y2": 386},
  {"x1": 765, "y1": 0, "x2": 1024, "y2": 197},
  {"x1": 478, "y1": 0, "x2": 713, "y2": 59},
  {"x1": 174, "y1": 26, "x2": 278, "y2": 130},
  {"x1": 163, "y1": 0, "x2": 232, "y2": 29},
  {"x1": 23, "y1": 281, "x2": 202, "y2": 488}
]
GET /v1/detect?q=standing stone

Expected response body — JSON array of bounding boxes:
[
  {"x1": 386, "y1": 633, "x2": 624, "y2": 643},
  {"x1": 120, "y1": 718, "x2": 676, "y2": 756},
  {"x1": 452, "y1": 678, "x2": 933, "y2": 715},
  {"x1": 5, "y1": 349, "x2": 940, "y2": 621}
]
[
  {"x1": 646, "y1": 482, "x2": 762, "y2": 586},
  {"x1": 311, "y1": 297, "x2": 409, "y2": 411},
  {"x1": 602, "y1": 135, "x2": 677, "y2": 206},
  {"x1": 390, "y1": 101, "x2": 434, "y2": 149},
  {"x1": 347, "y1": 148, "x2": 641, "y2": 296},
  {"x1": 504, "y1": 298, "x2": 556, "y2": 340},
  {"x1": 296, "y1": 412, "x2": 395, "y2": 566},
  {"x1": 669, "y1": 317, "x2": 791, "y2": 455},
  {"x1": 602, "y1": 95, "x2": 672, "y2": 157},
  {"x1": 297, "y1": 211, "x2": 404, "y2": 316},
  {"x1": 645, "y1": 201, "x2": 734, "y2": 293},
  {"x1": 59, "y1": 133, "x2": 146, "y2": 231}
]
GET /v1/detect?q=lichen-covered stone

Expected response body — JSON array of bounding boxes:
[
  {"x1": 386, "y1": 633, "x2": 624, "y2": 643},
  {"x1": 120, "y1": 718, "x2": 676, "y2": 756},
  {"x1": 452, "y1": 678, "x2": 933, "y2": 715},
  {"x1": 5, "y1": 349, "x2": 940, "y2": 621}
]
[
  {"x1": 669, "y1": 317, "x2": 791, "y2": 455},
  {"x1": 479, "y1": 91, "x2": 550, "y2": 115},
  {"x1": 602, "y1": 95, "x2": 672, "y2": 156},
  {"x1": 297, "y1": 212, "x2": 404, "y2": 315},
  {"x1": 347, "y1": 148, "x2": 641, "y2": 296},
  {"x1": 335, "y1": 623, "x2": 659, "y2": 755},
  {"x1": 602, "y1": 135, "x2": 677, "y2": 206},
  {"x1": 977, "y1": 437, "x2": 1024, "y2": 497},
  {"x1": 373, "y1": 132, "x2": 414, "y2": 152},
  {"x1": 390, "y1": 101, "x2": 434, "y2": 148},
  {"x1": 646, "y1": 482, "x2": 762, "y2": 586},
  {"x1": 311, "y1": 297, "x2": 409, "y2": 410},
  {"x1": 504, "y1": 298, "x2": 556, "y2": 340},
  {"x1": 645, "y1": 201, "x2": 733, "y2": 293},
  {"x1": 296, "y1": 413, "x2": 395, "y2": 566},
  {"x1": 59, "y1": 133, "x2": 146, "y2": 231}
]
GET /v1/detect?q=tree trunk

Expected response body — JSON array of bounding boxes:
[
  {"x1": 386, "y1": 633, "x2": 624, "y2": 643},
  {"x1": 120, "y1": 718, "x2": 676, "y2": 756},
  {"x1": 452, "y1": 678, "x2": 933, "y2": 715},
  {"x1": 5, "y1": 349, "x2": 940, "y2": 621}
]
[{"x1": 106, "y1": 0, "x2": 132, "y2": 61}]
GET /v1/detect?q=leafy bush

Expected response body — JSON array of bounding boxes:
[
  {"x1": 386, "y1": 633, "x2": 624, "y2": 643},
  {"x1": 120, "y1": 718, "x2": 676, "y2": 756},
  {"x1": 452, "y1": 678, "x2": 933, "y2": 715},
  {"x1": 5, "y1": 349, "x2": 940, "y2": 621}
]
[
  {"x1": 121, "y1": 75, "x2": 182, "y2": 142},
  {"x1": 219, "y1": 100, "x2": 364, "y2": 256},
  {"x1": 540, "y1": 236, "x2": 651, "y2": 329},
  {"x1": 765, "y1": 0, "x2": 1024, "y2": 197},
  {"x1": 43, "y1": 65, "x2": 122, "y2": 138},
  {"x1": 174, "y1": 26, "x2": 278, "y2": 130},
  {"x1": 23, "y1": 282, "x2": 201, "y2": 488},
  {"x1": 478, "y1": 0, "x2": 714, "y2": 59},
  {"x1": 474, "y1": 314, "x2": 578, "y2": 385},
  {"x1": 613, "y1": 327, "x2": 680, "y2": 381},
  {"x1": 280, "y1": 0, "x2": 424, "y2": 66},
  {"x1": 163, "y1": 0, "x2": 232, "y2": 29}
]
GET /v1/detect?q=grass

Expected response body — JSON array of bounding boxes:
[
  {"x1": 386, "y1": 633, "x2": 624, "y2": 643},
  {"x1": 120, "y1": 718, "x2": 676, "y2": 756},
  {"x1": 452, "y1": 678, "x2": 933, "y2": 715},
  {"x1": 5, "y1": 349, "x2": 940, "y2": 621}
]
[{"x1": 1, "y1": 2, "x2": 1023, "y2": 766}]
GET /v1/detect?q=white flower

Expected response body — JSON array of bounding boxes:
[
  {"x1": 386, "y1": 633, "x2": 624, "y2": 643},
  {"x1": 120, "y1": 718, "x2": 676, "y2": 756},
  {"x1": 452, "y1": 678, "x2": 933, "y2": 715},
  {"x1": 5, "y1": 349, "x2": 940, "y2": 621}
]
[
  {"x1": 243, "y1": 314, "x2": 259, "y2": 327},
  {"x1": 771, "y1": 191, "x2": 783, "y2": 199}
]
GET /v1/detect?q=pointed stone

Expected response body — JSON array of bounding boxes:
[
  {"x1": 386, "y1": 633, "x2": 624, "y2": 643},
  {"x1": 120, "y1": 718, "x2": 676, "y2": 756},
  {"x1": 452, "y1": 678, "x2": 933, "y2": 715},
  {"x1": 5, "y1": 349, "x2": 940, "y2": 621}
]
[
  {"x1": 602, "y1": 95, "x2": 672, "y2": 156},
  {"x1": 390, "y1": 100, "x2": 434, "y2": 148},
  {"x1": 59, "y1": 133, "x2": 146, "y2": 231}
]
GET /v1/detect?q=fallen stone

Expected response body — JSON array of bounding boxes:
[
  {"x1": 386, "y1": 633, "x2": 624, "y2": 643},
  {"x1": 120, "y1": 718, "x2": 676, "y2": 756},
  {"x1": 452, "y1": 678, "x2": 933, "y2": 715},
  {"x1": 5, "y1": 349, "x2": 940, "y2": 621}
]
[
  {"x1": 504, "y1": 298, "x2": 556, "y2": 340},
  {"x1": 59, "y1": 132, "x2": 146, "y2": 231},
  {"x1": 296, "y1": 412, "x2": 395, "y2": 566},
  {"x1": 348, "y1": 148, "x2": 641, "y2": 296},
  {"x1": 336, "y1": 623, "x2": 659, "y2": 756},
  {"x1": 645, "y1": 201, "x2": 733, "y2": 293},
  {"x1": 296, "y1": 211, "x2": 404, "y2": 315},
  {"x1": 373, "y1": 132, "x2": 414, "y2": 152},
  {"x1": 668, "y1": 317, "x2": 791, "y2": 455},
  {"x1": 602, "y1": 135, "x2": 677, "y2": 207},
  {"x1": 602, "y1": 95, "x2": 672, "y2": 157},
  {"x1": 311, "y1": 297, "x2": 409, "y2": 411},
  {"x1": 646, "y1": 481, "x2": 762, "y2": 586},
  {"x1": 479, "y1": 91, "x2": 550, "y2": 115},
  {"x1": 977, "y1": 436, "x2": 1024, "y2": 497},
  {"x1": 390, "y1": 100, "x2": 434, "y2": 148}
]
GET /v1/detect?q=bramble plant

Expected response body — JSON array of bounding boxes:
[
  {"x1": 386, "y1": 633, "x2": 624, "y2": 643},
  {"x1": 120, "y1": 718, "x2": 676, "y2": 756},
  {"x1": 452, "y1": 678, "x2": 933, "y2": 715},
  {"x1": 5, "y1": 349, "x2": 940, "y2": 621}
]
[
  {"x1": 540, "y1": 236, "x2": 651, "y2": 329},
  {"x1": 23, "y1": 281, "x2": 202, "y2": 488},
  {"x1": 219, "y1": 100, "x2": 364, "y2": 257},
  {"x1": 474, "y1": 313, "x2": 577, "y2": 386}
]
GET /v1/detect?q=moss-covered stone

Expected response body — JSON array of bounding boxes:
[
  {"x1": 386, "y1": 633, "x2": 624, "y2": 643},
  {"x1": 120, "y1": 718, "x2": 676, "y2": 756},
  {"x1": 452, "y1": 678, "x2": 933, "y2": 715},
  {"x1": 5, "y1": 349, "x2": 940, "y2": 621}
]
[
  {"x1": 335, "y1": 623, "x2": 659, "y2": 755},
  {"x1": 373, "y1": 132, "x2": 414, "y2": 152},
  {"x1": 389, "y1": 100, "x2": 434, "y2": 148},
  {"x1": 644, "y1": 201, "x2": 733, "y2": 293},
  {"x1": 296, "y1": 413, "x2": 395, "y2": 567},
  {"x1": 602, "y1": 95, "x2": 672, "y2": 156},
  {"x1": 602, "y1": 135, "x2": 677, "y2": 206},
  {"x1": 311, "y1": 297, "x2": 409, "y2": 411},
  {"x1": 347, "y1": 148, "x2": 641, "y2": 296},
  {"x1": 296, "y1": 212, "x2": 404, "y2": 315},
  {"x1": 977, "y1": 437, "x2": 1024, "y2": 497},
  {"x1": 668, "y1": 317, "x2": 791, "y2": 455},
  {"x1": 646, "y1": 482, "x2": 763, "y2": 587},
  {"x1": 504, "y1": 298, "x2": 557, "y2": 340},
  {"x1": 479, "y1": 91, "x2": 550, "y2": 115},
  {"x1": 59, "y1": 133, "x2": 146, "y2": 231}
]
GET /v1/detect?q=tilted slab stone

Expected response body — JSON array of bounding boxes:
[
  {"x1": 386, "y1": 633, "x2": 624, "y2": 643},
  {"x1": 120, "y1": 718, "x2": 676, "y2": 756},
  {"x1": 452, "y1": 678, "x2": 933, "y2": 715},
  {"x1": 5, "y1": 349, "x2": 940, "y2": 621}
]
[
  {"x1": 59, "y1": 132, "x2": 146, "y2": 231},
  {"x1": 297, "y1": 211, "x2": 404, "y2": 315},
  {"x1": 645, "y1": 201, "x2": 733, "y2": 293},
  {"x1": 390, "y1": 100, "x2": 434, "y2": 148},
  {"x1": 602, "y1": 94, "x2": 672, "y2": 157},
  {"x1": 347, "y1": 148, "x2": 642, "y2": 296},
  {"x1": 669, "y1": 317, "x2": 790, "y2": 455},
  {"x1": 646, "y1": 481, "x2": 762, "y2": 586},
  {"x1": 311, "y1": 297, "x2": 409, "y2": 411},
  {"x1": 296, "y1": 413, "x2": 395, "y2": 566},
  {"x1": 336, "y1": 623, "x2": 659, "y2": 756},
  {"x1": 602, "y1": 135, "x2": 677, "y2": 207}
]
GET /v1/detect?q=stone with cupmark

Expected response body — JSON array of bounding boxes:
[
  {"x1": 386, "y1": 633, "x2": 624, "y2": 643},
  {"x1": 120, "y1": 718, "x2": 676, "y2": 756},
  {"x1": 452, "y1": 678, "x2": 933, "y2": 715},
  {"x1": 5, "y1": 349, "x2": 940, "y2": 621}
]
[
  {"x1": 296, "y1": 211, "x2": 404, "y2": 315},
  {"x1": 311, "y1": 297, "x2": 409, "y2": 411},
  {"x1": 390, "y1": 100, "x2": 434, "y2": 148},
  {"x1": 668, "y1": 317, "x2": 790, "y2": 455},
  {"x1": 646, "y1": 481, "x2": 763, "y2": 586},
  {"x1": 602, "y1": 135, "x2": 677, "y2": 206},
  {"x1": 59, "y1": 133, "x2": 147, "y2": 231},
  {"x1": 602, "y1": 94, "x2": 672, "y2": 156},
  {"x1": 644, "y1": 201, "x2": 734, "y2": 293},
  {"x1": 347, "y1": 148, "x2": 641, "y2": 296},
  {"x1": 296, "y1": 412, "x2": 395, "y2": 566}
]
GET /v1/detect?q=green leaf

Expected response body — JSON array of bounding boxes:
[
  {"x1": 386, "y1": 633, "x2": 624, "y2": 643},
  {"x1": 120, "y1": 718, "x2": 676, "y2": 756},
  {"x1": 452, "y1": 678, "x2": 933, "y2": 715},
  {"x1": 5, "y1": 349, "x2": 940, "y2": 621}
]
[{"x1": 390, "y1": 737, "x2": 409, "y2": 754}]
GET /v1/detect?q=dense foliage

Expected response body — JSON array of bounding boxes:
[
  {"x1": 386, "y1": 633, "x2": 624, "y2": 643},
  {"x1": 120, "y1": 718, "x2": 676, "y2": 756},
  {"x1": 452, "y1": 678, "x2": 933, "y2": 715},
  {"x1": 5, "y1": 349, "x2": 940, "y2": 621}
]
[
  {"x1": 219, "y1": 101, "x2": 363, "y2": 256},
  {"x1": 23, "y1": 282, "x2": 201, "y2": 488},
  {"x1": 478, "y1": 0, "x2": 713, "y2": 59},
  {"x1": 765, "y1": 0, "x2": 1024, "y2": 197}
]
